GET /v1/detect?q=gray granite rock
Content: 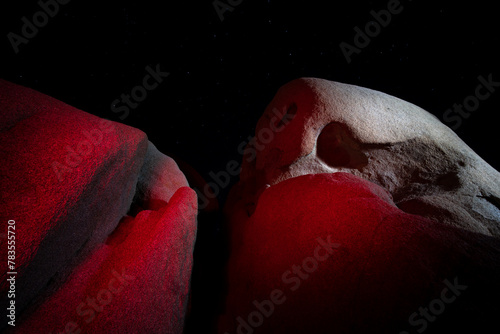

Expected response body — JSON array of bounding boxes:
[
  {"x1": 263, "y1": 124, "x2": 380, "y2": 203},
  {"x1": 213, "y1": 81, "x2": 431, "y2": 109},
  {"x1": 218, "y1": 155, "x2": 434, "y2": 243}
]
[
  {"x1": 220, "y1": 78, "x2": 500, "y2": 334},
  {"x1": 230, "y1": 77, "x2": 500, "y2": 235}
]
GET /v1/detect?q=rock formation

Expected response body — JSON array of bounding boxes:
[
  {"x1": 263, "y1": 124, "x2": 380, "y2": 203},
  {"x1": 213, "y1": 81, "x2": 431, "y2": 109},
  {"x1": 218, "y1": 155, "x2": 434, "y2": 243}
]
[
  {"x1": 220, "y1": 78, "x2": 500, "y2": 333},
  {"x1": 0, "y1": 80, "x2": 197, "y2": 333},
  {"x1": 2, "y1": 76, "x2": 499, "y2": 333}
]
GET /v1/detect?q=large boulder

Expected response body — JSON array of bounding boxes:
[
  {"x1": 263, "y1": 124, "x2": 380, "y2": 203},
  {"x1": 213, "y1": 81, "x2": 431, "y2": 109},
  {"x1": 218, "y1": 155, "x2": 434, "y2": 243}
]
[
  {"x1": 228, "y1": 78, "x2": 500, "y2": 235},
  {"x1": 0, "y1": 79, "x2": 197, "y2": 333},
  {"x1": 219, "y1": 78, "x2": 500, "y2": 333}
]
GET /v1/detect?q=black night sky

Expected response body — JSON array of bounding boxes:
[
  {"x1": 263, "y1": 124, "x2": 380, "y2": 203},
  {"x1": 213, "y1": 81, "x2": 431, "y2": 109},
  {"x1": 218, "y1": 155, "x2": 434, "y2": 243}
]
[
  {"x1": 1, "y1": 1, "x2": 500, "y2": 332},
  {"x1": 2, "y1": 1, "x2": 499, "y2": 193}
]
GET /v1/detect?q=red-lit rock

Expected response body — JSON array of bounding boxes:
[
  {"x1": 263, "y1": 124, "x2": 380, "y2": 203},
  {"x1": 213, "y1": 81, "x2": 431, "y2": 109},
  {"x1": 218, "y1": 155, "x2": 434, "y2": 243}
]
[
  {"x1": 220, "y1": 173, "x2": 500, "y2": 334},
  {"x1": 220, "y1": 78, "x2": 500, "y2": 333},
  {"x1": 0, "y1": 79, "x2": 197, "y2": 333},
  {"x1": 16, "y1": 187, "x2": 197, "y2": 334}
]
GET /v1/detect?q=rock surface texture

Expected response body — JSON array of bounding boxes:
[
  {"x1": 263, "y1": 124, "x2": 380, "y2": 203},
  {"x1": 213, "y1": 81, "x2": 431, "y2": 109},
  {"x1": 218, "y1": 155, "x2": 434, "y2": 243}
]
[
  {"x1": 220, "y1": 78, "x2": 500, "y2": 333},
  {"x1": 0, "y1": 79, "x2": 197, "y2": 334}
]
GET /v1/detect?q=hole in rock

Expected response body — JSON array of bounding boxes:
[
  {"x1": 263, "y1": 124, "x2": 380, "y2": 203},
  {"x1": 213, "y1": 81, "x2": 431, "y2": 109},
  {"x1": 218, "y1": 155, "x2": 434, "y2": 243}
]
[
  {"x1": 436, "y1": 171, "x2": 461, "y2": 191},
  {"x1": 316, "y1": 122, "x2": 368, "y2": 169}
]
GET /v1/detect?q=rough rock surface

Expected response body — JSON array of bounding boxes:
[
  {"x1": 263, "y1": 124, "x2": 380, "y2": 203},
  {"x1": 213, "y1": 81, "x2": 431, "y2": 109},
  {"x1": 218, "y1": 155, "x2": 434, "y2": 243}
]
[
  {"x1": 134, "y1": 142, "x2": 189, "y2": 211},
  {"x1": 220, "y1": 78, "x2": 500, "y2": 333},
  {"x1": 0, "y1": 79, "x2": 197, "y2": 333},
  {"x1": 228, "y1": 78, "x2": 500, "y2": 236}
]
